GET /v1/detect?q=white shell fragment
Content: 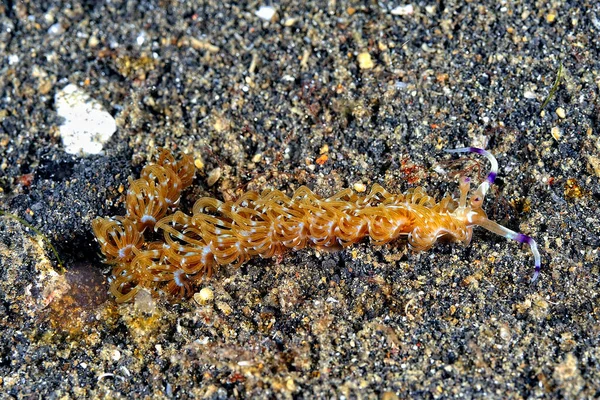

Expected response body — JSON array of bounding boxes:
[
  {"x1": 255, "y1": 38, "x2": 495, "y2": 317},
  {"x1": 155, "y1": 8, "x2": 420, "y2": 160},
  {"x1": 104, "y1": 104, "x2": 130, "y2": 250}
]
[
  {"x1": 55, "y1": 84, "x2": 117, "y2": 155},
  {"x1": 255, "y1": 5, "x2": 276, "y2": 21}
]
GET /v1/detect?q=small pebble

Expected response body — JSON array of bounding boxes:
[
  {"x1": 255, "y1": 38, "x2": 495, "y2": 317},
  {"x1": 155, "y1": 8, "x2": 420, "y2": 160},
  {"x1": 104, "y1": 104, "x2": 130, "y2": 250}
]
[
  {"x1": 391, "y1": 4, "x2": 414, "y2": 16},
  {"x1": 551, "y1": 126, "x2": 561, "y2": 140},
  {"x1": 134, "y1": 289, "x2": 156, "y2": 314},
  {"x1": 353, "y1": 182, "x2": 366, "y2": 193},
  {"x1": 283, "y1": 17, "x2": 298, "y2": 27},
  {"x1": 184, "y1": 36, "x2": 220, "y2": 53},
  {"x1": 315, "y1": 154, "x2": 328, "y2": 165},
  {"x1": 48, "y1": 23, "x2": 65, "y2": 36},
  {"x1": 357, "y1": 52, "x2": 375, "y2": 69},
  {"x1": 587, "y1": 155, "x2": 600, "y2": 177},
  {"x1": 556, "y1": 107, "x2": 566, "y2": 119},
  {"x1": 425, "y1": 5, "x2": 436, "y2": 14},
  {"x1": 111, "y1": 349, "x2": 121, "y2": 362},
  {"x1": 136, "y1": 31, "x2": 147, "y2": 46},
  {"x1": 286, "y1": 379, "x2": 297, "y2": 391},
  {"x1": 55, "y1": 84, "x2": 117, "y2": 155},
  {"x1": 499, "y1": 324, "x2": 511, "y2": 341},
  {"x1": 216, "y1": 301, "x2": 233, "y2": 315},
  {"x1": 255, "y1": 5, "x2": 276, "y2": 21},
  {"x1": 88, "y1": 35, "x2": 99, "y2": 47}
]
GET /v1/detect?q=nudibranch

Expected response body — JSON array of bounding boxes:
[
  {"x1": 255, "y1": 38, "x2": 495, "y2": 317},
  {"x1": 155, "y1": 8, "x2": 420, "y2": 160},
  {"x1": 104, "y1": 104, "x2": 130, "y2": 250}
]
[{"x1": 92, "y1": 147, "x2": 541, "y2": 302}]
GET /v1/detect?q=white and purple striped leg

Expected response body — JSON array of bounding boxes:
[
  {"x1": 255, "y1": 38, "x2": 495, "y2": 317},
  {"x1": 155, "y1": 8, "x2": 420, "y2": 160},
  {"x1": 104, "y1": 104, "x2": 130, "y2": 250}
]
[
  {"x1": 476, "y1": 218, "x2": 542, "y2": 282},
  {"x1": 445, "y1": 147, "x2": 541, "y2": 282}
]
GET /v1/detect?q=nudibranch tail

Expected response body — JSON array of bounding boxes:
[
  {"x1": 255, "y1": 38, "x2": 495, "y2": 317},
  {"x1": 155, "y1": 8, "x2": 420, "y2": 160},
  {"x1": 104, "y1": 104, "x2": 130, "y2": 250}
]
[{"x1": 445, "y1": 146, "x2": 541, "y2": 282}]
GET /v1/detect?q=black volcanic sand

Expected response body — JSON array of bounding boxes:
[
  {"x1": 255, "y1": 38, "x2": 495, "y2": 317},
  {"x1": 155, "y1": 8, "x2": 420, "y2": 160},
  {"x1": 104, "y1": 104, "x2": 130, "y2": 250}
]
[{"x1": 1, "y1": 1, "x2": 599, "y2": 398}]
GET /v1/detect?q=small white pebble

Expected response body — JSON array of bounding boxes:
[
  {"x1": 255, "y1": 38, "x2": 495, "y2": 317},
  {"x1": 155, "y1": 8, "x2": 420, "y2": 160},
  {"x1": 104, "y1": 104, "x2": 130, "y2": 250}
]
[
  {"x1": 111, "y1": 349, "x2": 121, "y2": 361},
  {"x1": 523, "y1": 90, "x2": 537, "y2": 99},
  {"x1": 238, "y1": 360, "x2": 254, "y2": 367},
  {"x1": 8, "y1": 54, "x2": 19, "y2": 65},
  {"x1": 499, "y1": 324, "x2": 511, "y2": 341},
  {"x1": 555, "y1": 107, "x2": 566, "y2": 119},
  {"x1": 391, "y1": 4, "x2": 414, "y2": 16},
  {"x1": 255, "y1": 5, "x2": 276, "y2": 21},
  {"x1": 136, "y1": 31, "x2": 147, "y2": 46},
  {"x1": 48, "y1": 23, "x2": 64, "y2": 36},
  {"x1": 55, "y1": 84, "x2": 116, "y2": 155},
  {"x1": 551, "y1": 126, "x2": 561, "y2": 140}
]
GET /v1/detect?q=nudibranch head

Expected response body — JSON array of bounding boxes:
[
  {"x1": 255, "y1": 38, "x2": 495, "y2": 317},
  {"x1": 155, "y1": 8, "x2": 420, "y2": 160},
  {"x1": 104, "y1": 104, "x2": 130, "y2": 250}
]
[{"x1": 445, "y1": 147, "x2": 541, "y2": 282}]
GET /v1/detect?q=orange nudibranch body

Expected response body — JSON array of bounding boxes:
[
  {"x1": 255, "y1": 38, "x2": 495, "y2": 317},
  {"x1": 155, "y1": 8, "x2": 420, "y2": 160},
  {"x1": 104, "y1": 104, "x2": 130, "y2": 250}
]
[
  {"x1": 93, "y1": 148, "x2": 541, "y2": 303},
  {"x1": 156, "y1": 185, "x2": 470, "y2": 274}
]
